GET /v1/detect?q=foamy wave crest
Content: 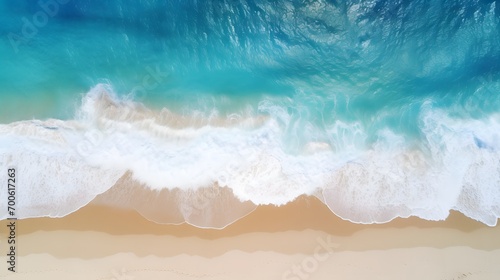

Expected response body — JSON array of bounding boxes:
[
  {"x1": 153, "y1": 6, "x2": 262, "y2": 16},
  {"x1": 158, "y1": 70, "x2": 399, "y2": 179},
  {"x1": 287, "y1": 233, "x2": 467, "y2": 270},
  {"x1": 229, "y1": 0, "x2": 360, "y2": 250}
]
[
  {"x1": 323, "y1": 111, "x2": 500, "y2": 226},
  {"x1": 1, "y1": 84, "x2": 499, "y2": 227}
]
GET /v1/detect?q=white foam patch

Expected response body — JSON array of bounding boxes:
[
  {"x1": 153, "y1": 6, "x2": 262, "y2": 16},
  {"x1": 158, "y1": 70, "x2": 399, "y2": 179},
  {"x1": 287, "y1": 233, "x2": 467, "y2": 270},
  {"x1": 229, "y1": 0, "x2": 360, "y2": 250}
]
[
  {"x1": 322, "y1": 104, "x2": 500, "y2": 226},
  {"x1": 0, "y1": 119, "x2": 124, "y2": 219},
  {"x1": 1, "y1": 84, "x2": 499, "y2": 227},
  {"x1": 71, "y1": 85, "x2": 337, "y2": 205}
]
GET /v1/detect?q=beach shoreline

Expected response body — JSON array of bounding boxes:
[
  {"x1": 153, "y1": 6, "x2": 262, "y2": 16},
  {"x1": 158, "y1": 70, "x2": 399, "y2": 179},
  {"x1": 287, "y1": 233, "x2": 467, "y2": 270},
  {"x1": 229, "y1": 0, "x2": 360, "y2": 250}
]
[{"x1": 1, "y1": 196, "x2": 499, "y2": 279}]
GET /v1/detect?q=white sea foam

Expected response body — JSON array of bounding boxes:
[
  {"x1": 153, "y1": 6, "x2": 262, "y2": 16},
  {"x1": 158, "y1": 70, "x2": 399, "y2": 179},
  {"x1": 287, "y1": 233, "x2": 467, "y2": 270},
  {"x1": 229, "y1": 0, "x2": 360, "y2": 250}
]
[{"x1": 1, "y1": 84, "x2": 499, "y2": 228}]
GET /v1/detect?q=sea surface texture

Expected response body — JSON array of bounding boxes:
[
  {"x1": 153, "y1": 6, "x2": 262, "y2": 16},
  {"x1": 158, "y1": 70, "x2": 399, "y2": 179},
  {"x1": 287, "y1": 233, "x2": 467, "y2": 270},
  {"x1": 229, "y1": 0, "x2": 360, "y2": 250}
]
[{"x1": 1, "y1": 0, "x2": 499, "y2": 228}]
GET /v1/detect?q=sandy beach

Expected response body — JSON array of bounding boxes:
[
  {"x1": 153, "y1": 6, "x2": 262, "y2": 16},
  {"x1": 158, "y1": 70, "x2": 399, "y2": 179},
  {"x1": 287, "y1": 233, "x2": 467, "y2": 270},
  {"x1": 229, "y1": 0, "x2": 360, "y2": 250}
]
[{"x1": 1, "y1": 196, "x2": 499, "y2": 280}]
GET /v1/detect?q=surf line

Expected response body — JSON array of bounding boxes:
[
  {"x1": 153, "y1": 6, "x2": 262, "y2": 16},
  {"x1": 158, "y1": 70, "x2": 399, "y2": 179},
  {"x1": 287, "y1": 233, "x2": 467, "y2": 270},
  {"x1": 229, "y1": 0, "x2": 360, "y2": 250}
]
[{"x1": 6, "y1": 167, "x2": 17, "y2": 273}]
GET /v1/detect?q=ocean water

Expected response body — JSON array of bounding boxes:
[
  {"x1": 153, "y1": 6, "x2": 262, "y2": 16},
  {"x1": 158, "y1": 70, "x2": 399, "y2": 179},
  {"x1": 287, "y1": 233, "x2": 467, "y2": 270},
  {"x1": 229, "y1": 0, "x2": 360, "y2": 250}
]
[{"x1": 0, "y1": 0, "x2": 499, "y2": 228}]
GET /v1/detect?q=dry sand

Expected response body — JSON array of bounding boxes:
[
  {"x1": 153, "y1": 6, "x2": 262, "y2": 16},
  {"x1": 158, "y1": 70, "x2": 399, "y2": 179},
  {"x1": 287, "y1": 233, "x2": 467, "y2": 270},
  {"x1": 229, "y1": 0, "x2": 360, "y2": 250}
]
[{"x1": 1, "y1": 196, "x2": 499, "y2": 280}]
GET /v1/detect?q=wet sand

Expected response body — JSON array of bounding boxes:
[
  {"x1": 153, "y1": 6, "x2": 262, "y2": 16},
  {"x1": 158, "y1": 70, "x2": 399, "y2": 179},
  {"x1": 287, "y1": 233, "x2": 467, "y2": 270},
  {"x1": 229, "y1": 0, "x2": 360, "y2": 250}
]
[{"x1": 1, "y1": 196, "x2": 499, "y2": 279}]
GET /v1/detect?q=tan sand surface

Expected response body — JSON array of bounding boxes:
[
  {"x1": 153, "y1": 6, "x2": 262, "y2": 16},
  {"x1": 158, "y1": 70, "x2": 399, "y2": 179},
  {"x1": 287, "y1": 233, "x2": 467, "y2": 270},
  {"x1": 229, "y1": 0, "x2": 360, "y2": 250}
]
[{"x1": 1, "y1": 196, "x2": 499, "y2": 279}]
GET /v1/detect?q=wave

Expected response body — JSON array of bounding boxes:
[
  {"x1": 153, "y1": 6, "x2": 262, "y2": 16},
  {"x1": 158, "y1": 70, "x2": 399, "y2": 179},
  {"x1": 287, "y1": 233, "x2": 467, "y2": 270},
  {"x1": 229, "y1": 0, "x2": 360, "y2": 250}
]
[{"x1": 1, "y1": 84, "x2": 499, "y2": 228}]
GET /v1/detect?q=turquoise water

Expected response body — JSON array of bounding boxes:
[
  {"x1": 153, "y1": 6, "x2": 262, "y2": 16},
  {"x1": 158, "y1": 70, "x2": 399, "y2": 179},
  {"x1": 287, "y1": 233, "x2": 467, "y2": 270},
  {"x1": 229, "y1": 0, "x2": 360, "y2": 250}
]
[{"x1": 1, "y1": 0, "x2": 500, "y2": 228}]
